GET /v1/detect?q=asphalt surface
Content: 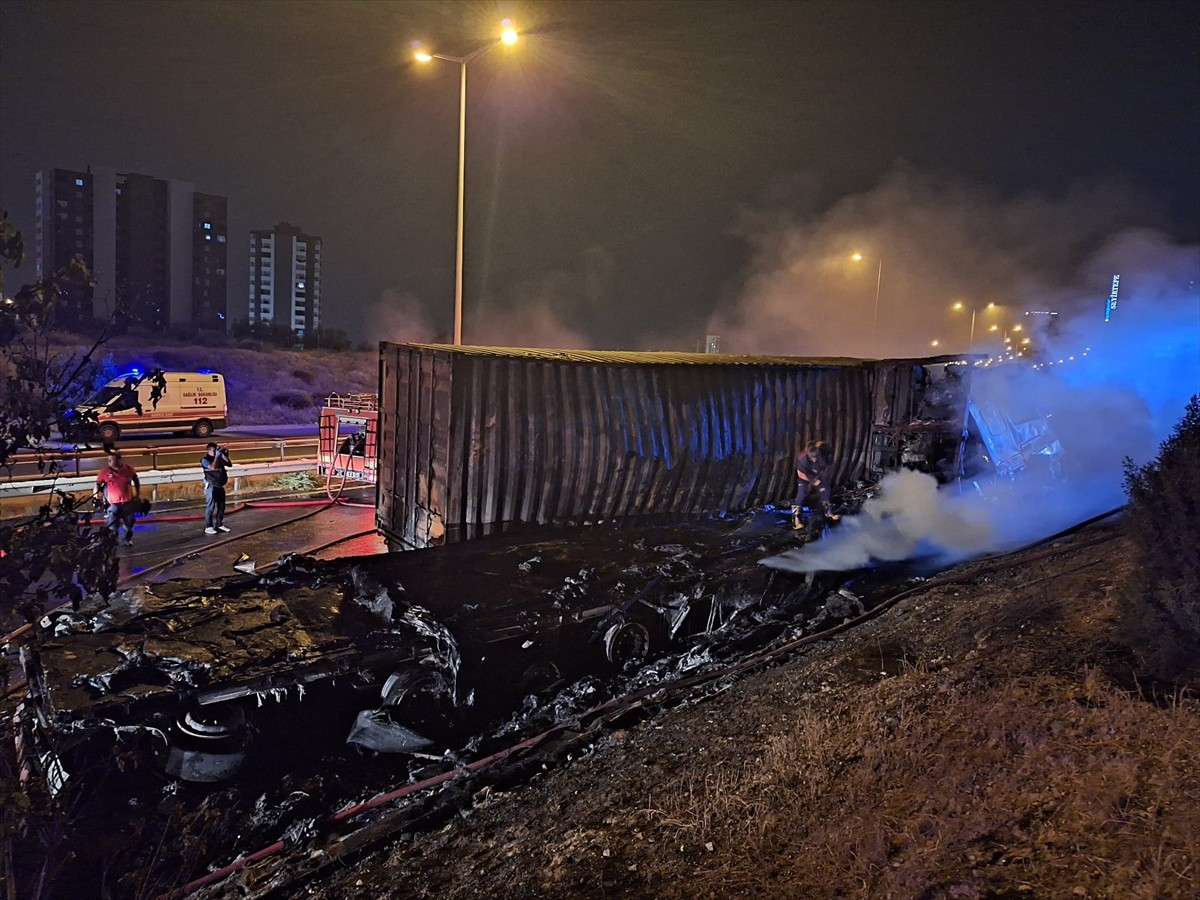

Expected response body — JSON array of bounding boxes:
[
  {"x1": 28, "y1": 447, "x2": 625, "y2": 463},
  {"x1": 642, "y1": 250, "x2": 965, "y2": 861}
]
[{"x1": 115, "y1": 487, "x2": 386, "y2": 585}]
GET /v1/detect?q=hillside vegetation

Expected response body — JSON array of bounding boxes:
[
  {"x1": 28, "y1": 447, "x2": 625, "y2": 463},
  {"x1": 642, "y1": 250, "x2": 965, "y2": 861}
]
[{"x1": 60, "y1": 336, "x2": 378, "y2": 426}]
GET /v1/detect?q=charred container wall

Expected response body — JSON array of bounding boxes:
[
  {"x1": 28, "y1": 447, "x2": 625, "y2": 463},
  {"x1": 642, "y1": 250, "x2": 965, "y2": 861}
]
[{"x1": 378, "y1": 344, "x2": 883, "y2": 549}]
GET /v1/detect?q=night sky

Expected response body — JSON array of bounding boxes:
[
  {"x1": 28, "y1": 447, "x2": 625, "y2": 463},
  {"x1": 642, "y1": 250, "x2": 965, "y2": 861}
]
[{"x1": 2, "y1": 0, "x2": 1197, "y2": 355}]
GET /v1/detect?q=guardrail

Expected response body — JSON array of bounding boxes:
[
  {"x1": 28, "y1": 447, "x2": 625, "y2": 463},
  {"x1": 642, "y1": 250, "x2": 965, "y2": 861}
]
[
  {"x1": 5, "y1": 438, "x2": 317, "y2": 481},
  {"x1": 0, "y1": 458, "x2": 321, "y2": 498}
]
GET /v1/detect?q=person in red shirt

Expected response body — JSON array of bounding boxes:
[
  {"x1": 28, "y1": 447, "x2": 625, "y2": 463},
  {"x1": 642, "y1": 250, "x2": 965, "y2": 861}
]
[{"x1": 94, "y1": 449, "x2": 141, "y2": 546}]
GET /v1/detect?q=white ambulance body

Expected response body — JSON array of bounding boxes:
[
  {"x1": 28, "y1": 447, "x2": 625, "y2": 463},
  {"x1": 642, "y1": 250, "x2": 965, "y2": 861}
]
[{"x1": 74, "y1": 372, "x2": 228, "y2": 441}]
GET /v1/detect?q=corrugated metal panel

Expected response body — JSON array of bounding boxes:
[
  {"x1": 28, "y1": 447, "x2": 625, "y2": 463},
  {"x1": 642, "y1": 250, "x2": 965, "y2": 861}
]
[
  {"x1": 400, "y1": 342, "x2": 872, "y2": 367},
  {"x1": 379, "y1": 343, "x2": 952, "y2": 549},
  {"x1": 378, "y1": 345, "x2": 454, "y2": 548}
]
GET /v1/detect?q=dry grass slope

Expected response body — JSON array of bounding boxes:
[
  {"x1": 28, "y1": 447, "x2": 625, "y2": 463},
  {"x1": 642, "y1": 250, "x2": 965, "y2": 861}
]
[{"x1": 646, "y1": 669, "x2": 1197, "y2": 899}]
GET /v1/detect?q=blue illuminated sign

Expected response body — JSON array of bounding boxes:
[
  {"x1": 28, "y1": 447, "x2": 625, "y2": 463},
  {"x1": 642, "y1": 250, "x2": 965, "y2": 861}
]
[{"x1": 1104, "y1": 274, "x2": 1120, "y2": 322}]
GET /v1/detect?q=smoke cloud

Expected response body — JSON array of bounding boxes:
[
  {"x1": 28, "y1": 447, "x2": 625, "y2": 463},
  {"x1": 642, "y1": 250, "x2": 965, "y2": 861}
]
[
  {"x1": 470, "y1": 249, "x2": 612, "y2": 349},
  {"x1": 752, "y1": 172, "x2": 1199, "y2": 573},
  {"x1": 708, "y1": 169, "x2": 1172, "y2": 359},
  {"x1": 363, "y1": 289, "x2": 439, "y2": 344}
]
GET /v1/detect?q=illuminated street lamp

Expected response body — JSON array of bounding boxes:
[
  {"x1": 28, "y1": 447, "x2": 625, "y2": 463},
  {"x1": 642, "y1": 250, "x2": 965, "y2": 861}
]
[
  {"x1": 951, "y1": 300, "x2": 998, "y2": 348},
  {"x1": 851, "y1": 252, "x2": 883, "y2": 356},
  {"x1": 414, "y1": 21, "x2": 519, "y2": 345}
]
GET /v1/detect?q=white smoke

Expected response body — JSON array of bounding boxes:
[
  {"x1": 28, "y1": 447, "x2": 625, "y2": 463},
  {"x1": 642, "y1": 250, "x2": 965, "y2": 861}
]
[
  {"x1": 752, "y1": 173, "x2": 1199, "y2": 573},
  {"x1": 707, "y1": 169, "x2": 1167, "y2": 359},
  {"x1": 469, "y1": 250, "x2": 612, "y2": 349},
  {"x1": 363, "y1": 289, "x2": 438, "y2": 344},
  {"x1": 765, "y1": 470, "x2": 995, "y2": 573}
]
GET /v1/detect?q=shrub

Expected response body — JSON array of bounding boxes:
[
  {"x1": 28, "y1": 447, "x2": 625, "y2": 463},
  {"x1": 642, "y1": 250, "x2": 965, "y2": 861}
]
[
  {"x1": 192, "y1": 328, "x2": 232, "y2": 348},
  {"x1": 152, "y1": 349, "x2": 189, "y2": 370},
  {"x1": 302, "y1": 328, "x2": 351, "y2": 351},
  {"x1": 270, "y1": 390, "x2": 313, "y2": 410},
  {"x1": 292, "y1": 367, "x2": 314, "y2": 384},
  {"x1": 1122, "y1": 394, "x2": 1200, "y2": 679},
  {"x1": 236, "y1": 339, "x2": 264, "y2": 352},
  {"x1": 273, "y1": 471, "x2": 323, "y2": 494},
  {"x1": 170, "y1": 323, "x2": 199, "y2": 343}
]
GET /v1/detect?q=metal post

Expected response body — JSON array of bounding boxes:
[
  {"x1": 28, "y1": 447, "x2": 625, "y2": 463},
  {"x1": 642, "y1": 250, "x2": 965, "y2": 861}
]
[
  {"x1": 453, "y1": 59, "x2": 467, "y2": 346},
  {"x1": 870, "y1": 258, "x2": 882, "y2": 356}
]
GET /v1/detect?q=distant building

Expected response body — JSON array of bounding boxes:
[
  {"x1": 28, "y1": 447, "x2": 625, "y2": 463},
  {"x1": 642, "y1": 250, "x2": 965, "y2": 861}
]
[
  {"x1": 35, "y1": 167, "x2": 227, "y2": 331},
  {"x1": 249, "y1": 222, "x2": 322, "y2": 337}
]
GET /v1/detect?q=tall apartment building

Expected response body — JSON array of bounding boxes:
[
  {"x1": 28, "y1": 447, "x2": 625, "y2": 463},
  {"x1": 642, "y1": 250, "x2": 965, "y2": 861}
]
[
  {"x1": 249, "y1": 222, "x2": 321, "y2": 337},
  {"x1": 35, "y1": 167, "x2": 227, "y2": 331}
]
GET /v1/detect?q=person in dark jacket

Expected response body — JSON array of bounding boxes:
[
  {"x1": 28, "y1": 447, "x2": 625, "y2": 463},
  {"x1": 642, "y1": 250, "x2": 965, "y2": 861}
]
[
  {"x1": 792, "y1": 439, "x2": 839, "y2": 530},
  {"x1": 201, "y1": 443, "x2": 233, "y2": 534}
]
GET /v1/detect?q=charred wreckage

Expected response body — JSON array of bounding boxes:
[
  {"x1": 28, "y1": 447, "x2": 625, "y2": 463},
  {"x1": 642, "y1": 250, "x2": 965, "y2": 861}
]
[
  {"x1": 16, "y1": 517, "x2": 846, "y2": 791},
  {"x1": 14, "y1": 348, "x2": 1067, "y2": 797}
]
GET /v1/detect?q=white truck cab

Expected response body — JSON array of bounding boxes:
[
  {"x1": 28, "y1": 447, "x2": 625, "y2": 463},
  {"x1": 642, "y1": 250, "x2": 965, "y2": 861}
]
[{"x1": 72, "y1": 371, "x2": 228, "y2": 441}]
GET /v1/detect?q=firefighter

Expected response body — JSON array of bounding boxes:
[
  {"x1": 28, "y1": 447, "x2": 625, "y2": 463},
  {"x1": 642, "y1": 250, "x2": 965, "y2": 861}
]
[{"x1": 792, "y1": 440, "x2": 840, "y2": 531}]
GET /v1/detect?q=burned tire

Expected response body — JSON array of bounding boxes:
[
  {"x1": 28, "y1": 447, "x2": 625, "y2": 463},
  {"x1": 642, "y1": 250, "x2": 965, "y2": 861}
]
[
  {"x1": 164, "y1": 704, "x2": 249, "y2": 783},
  {"x1": 99, "y1": 422, "x2": 120, "y2": 442},
  {"x1": 192, "y1": 419, "x2": 214, "y2": 439},
  {"x1": 604, "y1": 621, "x2": 651, "y2": 668},
  {"x1": 521, "y1": 661, "x2": 562, "y2": 694}
]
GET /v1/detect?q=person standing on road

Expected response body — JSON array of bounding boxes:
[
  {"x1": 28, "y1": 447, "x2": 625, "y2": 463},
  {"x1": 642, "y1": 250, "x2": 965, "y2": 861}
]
[
  {"x1": 94, "y1": 449, "x2": 141, "y2": 546},
  {"x1": 202, "y1": 442, "x2": 233, "y2": 535},
  {"x1": 792, "y1": 439, "x2": 840, "y2": 530}
]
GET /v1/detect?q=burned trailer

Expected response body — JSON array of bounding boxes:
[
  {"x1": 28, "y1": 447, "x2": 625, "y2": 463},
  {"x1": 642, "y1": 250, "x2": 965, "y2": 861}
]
[
  {"x1": 15, "y1": 514, "x2": 819, "y2": 788},
  {"x1": 379, "y1": 345, "x2": 979, "y2": 550}
]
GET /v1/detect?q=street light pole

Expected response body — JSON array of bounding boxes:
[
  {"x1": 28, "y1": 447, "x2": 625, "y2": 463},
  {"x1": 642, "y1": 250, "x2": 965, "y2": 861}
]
[
  {"x1": 953, "y1": 300, "x2": 995, "y2": 351},
  {"x1": 454, "y1": 56, "x2": 467, "y2": 346},
  {"x1": 871, "y1": 257, "x2": 882, "y2": 356},
  {"x1": 416, "y1": 23, "x2": 518, "y2": 346},
  {"x1": 852, "y1": 252, "x2": 884, "y2": 356},
  {"x1": 425, "y1": 47, "x2": 484, "y2": 347}
]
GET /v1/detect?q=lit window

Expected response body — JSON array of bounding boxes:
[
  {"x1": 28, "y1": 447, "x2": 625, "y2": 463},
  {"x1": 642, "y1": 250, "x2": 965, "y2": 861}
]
[
  {"x1": 297, "y1": 281, "x2": 305, "y2": 289},
  {"x1": 217, "y1": 235, "x2": 226, "y2": 243},
  {"x1": 205, "y1": 234, "x2": 211, "y2": 241},
  {"x1": 75, "y1": 178, "x2": 84, "y2": 186},
  {"x1": 203, "y1": 222, "x2": 212, "y2": 230}
]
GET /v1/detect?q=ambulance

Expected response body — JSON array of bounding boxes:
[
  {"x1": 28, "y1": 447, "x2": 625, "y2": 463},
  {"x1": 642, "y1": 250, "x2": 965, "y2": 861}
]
[{"x1": 71, "y1": 371, "x2": 228, "y2": 441}]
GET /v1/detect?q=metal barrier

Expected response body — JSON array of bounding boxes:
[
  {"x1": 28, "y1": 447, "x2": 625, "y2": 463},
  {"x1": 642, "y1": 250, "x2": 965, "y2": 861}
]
[
  {"x1": 4, "y1": 438, "x2": 317, "y2": 482},
  {"x1": 0, "y1": 458, "x2": 320, "y2": 498}
]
